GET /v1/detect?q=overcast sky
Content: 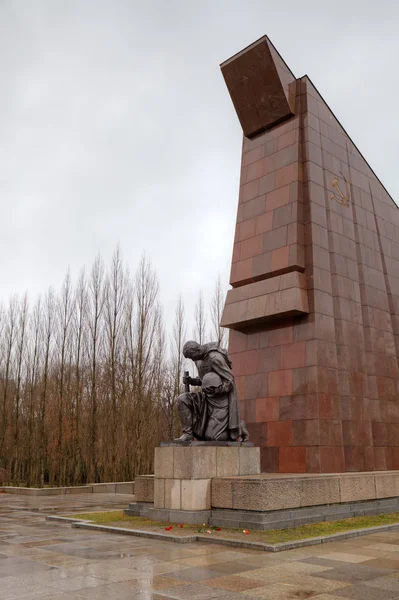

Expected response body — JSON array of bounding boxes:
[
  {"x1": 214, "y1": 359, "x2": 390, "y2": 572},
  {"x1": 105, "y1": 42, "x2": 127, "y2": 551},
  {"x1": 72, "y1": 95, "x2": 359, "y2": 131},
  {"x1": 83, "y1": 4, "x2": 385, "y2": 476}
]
[{"x1": 1, "y1": 0, "x2": 398, "y2": 331}]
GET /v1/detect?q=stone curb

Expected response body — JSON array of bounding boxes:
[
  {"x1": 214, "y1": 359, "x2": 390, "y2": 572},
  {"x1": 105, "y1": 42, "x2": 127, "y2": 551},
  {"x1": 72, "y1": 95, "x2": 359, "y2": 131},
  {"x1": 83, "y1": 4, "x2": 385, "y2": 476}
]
[
  {"x1": 46, "y1": 516, "x2": 85, "y2": 523},
  {"x1": 197, "y1": 535, "x2": 274, "y2": 551},
  {"x1": 47, "y1": 517, "x2": 399, "y2": 552},
  {"x1": 46, "y1": 510, "x2": 121, "y2": 523},
  {"x1": 71, "y1": 522, "x2": 197, "y2": 543}
]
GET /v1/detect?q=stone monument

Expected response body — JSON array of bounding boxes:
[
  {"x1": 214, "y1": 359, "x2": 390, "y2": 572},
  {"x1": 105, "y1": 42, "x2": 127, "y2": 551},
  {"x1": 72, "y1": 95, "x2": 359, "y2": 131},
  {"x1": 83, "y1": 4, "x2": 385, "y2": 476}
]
[
  {"x1": 129, "y1": 35, "x2": 399, "y2": 528},
  {"x1": 220, "y1": 35, "x2": 399, "y2": 474},
  {"x1": 152, "y1": 340, "x2": 259, "y2": 522}
]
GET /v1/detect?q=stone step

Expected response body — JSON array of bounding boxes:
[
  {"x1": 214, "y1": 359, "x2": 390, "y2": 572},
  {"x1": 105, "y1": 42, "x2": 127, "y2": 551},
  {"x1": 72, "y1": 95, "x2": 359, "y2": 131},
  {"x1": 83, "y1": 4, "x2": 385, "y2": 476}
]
[
  {"x1": 124, "y1": 509, "x2": 140, "y2": 517},
  {"x1": 210, "y1": 505, "x2": 352, "y2": 523},
  {"x1": 209, "y1": 498, "x2": 399, "y2": 531},
  {"x1": 208, "y1": 516, "x2": 326, "y2": 531},
  {"x1": 124, "y1": 496, "x2": 399, "y2": 531},
  {"x1": 211, "y1": 498, "x2": 399, "y2": 521},
  {"x1": 124, "y1": 502, "x2": 153, "y2": 518}
]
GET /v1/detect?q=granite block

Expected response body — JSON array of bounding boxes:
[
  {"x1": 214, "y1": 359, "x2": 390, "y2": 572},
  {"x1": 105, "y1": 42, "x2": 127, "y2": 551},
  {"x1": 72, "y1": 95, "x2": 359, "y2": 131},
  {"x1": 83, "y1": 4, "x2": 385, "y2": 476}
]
[
  {"x1": 239, "y1": 446, "x2": 261, "y2": 475},
  {"x1": 211, "y1": 478, "x2": 233, "y2": 509},
  {"x1": 164, "y1": 478, "x2": 181, "y2": 510},
  {"x1": 33, "y1": 488, "x2": 66, "y2": 496},
  {"x1": 173, "y1": 446, "x2": 217, "y2": 479},
  {"x1": 181, "y1": 479, "x2": 211, "y2": 510},
  {"x1": 134, "y1": 475, "x2": 154, "y2": 503},
  {"x1": 154, "y1": 478, "x2": 165, "y2": 509},
  {"x1": 92, "y1": 483, "x2": 117, "y2": 493},
  {"x1": 148, "y1": 508, "x2": 211, "y2": 525},
  {"x1": 65, "y1": 485, "x2": 93, "y2": 494},
  {"x1": 232, "y1": 478, "x2": 302, "y2": 511},
  {"x1": 115, "y1": 482, "x2": 134, "y2": 494},
  {"x1": 154, "y1": 446, "x2": 174, "y2": 479},
  {"x1": 299, "y1": 476, "x2": 340, "y2": 506},
  {"x1": 375, "y1": 473, "x2": 399, "y2": 498},
  {"x1": 216, "y1": 446, "x2": 239, "y2": 476},
  {"x1": 168, "y1": 509, "x2": 211, "y2": 525},
  {"x1": 339, "y1": 474, "x2": 376, "y2": 502},
  {"x1": 172, "y1": 446, "x2": 192, "y2": 479}
]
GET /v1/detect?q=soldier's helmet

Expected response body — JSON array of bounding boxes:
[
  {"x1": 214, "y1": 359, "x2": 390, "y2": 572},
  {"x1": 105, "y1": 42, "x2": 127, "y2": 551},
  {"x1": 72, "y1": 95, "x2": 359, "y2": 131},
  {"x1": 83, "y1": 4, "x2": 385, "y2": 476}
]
[{"x1": 202, "y1": 372, "x2": 223, "y2": 396}]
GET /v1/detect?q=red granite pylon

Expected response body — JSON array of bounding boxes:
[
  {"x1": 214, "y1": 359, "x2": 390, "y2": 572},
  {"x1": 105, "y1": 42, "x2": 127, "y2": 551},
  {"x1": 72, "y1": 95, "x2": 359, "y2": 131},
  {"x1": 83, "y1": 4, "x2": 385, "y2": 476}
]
[{"x1": 221, "y1": 36, "x2": 399, "y2": 473}]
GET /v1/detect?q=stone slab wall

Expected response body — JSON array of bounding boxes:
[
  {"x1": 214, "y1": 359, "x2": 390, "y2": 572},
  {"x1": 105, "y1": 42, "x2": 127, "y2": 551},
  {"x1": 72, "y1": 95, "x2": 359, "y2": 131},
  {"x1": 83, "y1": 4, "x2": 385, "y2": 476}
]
[
  {"x1": 212, "y1": 471, "x2": 399, "y2": 511},
  {"x1": 0, "y1": 481, "x2": 134, "y2": 496},
  {"x1": 134, "y1": 475, "x2": 154, "y2": 503}
]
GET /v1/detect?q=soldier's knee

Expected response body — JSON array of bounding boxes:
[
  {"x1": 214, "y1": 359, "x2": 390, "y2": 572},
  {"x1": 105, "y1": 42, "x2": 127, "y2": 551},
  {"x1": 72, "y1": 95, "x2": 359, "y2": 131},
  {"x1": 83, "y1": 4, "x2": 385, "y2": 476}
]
[{"x1": 177, "y1": 393, "x2": 189, "y2": 410}]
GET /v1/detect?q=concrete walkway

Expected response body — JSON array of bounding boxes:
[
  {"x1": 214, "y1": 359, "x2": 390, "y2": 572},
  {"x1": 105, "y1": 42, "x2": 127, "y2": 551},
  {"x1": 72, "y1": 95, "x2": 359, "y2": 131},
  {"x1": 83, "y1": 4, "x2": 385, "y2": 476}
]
[{"x1": 1, "y1": 493, "x2": 399, "y2": 599}]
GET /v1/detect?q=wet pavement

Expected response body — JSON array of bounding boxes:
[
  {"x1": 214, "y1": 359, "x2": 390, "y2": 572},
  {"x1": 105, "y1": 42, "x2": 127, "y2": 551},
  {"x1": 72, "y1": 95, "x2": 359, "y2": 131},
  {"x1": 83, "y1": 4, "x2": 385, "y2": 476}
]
[{"x1": 1, "y1": 493, "x2": 399, "y2": 598}]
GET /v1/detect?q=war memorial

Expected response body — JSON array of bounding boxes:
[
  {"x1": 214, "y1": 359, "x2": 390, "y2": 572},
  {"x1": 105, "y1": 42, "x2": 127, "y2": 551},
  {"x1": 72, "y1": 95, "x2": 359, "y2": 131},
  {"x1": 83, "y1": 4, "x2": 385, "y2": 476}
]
[
  {"x1": 130, "y1": 35, "x2": 399, "y2": 530},
  {"x1": 2, "y1": 33, "x2": 399, "y2": 532}
]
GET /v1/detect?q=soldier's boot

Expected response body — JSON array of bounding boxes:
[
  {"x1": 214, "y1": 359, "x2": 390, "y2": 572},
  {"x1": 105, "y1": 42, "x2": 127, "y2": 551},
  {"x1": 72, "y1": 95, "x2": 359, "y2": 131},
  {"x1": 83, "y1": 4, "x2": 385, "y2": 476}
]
[
  {"x1": 174, "y1": 406, "x2": 194, "y2": 443},
  {"x1": 174, "y1": 432, "x2": 194, "y2": 442},
  {"x1": 240, "y1": 420, "x2": 250, "y2": 442}
]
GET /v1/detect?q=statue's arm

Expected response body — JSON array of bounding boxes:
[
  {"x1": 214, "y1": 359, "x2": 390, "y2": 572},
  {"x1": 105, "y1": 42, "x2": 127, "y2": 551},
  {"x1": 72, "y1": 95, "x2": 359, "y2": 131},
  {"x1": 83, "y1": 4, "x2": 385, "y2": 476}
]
[
  {"x1": 183, "y1": 372, "x2": 201, "y2": 387},
  {"x1": 217, "y1": 380, "x2": 233, "y2": 394},
  {"x1": 209, "y1": 353, "x2": 234, "y2": 394}
]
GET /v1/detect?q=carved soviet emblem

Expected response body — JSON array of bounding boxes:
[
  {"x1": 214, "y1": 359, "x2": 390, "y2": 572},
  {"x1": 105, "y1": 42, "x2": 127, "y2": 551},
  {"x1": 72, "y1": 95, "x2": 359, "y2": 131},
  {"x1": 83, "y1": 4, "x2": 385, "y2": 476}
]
[{"x1": 330, "y1": 172, "x2": 350, "y2": 207}]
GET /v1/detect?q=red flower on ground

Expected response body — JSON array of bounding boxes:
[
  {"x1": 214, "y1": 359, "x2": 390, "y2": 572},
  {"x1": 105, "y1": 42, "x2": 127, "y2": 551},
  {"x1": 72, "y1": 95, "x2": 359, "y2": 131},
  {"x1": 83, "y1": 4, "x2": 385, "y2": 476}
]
[
  {"x1": 180, "y1": 524, "x2": 183, "y2": 528},
  {"x1": 216, "y1": 527, "x2": 221, "y2": 531},
  {"x1": 243, "y1": 529, "x2": 249, "y2": 535}
]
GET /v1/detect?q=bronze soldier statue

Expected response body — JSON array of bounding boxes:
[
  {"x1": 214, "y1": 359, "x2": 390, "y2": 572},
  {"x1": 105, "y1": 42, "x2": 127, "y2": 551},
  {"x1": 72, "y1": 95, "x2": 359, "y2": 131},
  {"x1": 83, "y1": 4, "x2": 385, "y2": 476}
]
[{"x1": 174, "y1": 341, "x2": 249, "y2": 443}]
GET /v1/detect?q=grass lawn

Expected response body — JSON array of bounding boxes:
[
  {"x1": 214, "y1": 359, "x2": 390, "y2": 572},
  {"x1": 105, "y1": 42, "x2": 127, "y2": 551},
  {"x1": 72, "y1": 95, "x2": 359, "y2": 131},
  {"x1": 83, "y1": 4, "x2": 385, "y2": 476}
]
[{"x1": 64, "y1": 510, "x2": 399, "y2": 545}]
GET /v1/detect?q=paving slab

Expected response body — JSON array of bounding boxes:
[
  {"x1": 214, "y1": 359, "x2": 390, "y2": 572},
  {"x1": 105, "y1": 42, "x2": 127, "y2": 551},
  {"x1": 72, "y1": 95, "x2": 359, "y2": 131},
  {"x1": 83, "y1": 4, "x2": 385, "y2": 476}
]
[{"x1": 1, "y1": 492, "x2": 399, "y2": 599}]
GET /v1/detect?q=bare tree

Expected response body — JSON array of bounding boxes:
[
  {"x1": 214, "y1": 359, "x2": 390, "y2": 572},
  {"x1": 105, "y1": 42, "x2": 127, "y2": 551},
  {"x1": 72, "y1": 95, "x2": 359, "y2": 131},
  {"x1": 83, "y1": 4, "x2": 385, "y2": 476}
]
[
  {"x1": 209, "y1": 275, "x2": 227, "y2": 347},
  {"x1": 163, "y1": 296, "x2": 186, "y2": 440},
  {"x1": 104, "y1": 247, "x2": 125, "y2": 480},
  {"x1": 71, "y1": 269, "x2": 87, "y2": 483},
  {"x1": 39, "y1": 289, "x2": 55, "y2": 486},
  {"x1": 172, "y1": 295, "x2": 186, "y2": 394},
  {"x1": 12, "y1": 294, "x2": 28, "y2": 483},
  {"x1": 0, "y1": 297, "x2": 17, "y2": 469},
  {"x1": 193, "y1": 291, "x2": 207, "y2": 345},
  {"x1": 87, "y1": 256, "x2": 105, "y2": 483},
  {"x1": 54, "y1": 271, "x2": 74, "y2": 485},
  {"x1": 26, "y1": 297, "x2": 42, "y2": 486},
  {"x1": 132, "y1": 255, "x2": 161, "y2": 476}
]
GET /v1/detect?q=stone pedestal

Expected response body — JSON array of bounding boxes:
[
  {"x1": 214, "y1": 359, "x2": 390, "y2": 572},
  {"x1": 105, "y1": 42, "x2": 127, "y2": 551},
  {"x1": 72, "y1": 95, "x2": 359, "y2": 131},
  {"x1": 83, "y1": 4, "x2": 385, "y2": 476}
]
[{"x1": 153, "y1": 444, "x2": 260, "y2": 513}]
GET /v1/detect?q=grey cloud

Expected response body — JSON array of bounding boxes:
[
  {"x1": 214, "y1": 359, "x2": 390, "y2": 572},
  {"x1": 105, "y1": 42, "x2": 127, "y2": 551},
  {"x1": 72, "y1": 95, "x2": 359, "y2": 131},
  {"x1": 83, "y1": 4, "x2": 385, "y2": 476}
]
[{"x1": 0, "y1": 0, "x2": 398, "y2": 327}]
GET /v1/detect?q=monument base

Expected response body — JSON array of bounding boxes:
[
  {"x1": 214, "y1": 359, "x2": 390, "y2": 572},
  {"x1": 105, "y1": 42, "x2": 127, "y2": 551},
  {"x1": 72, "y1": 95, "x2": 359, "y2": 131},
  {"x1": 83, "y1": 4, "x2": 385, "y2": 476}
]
[
  {"x1": 126, "y1": 497, "x2": 399, "y2": 528},
  {"x1": 209, "y1": 497, "x2": 399, "y2": 530},
  {"x1": 129, "y1": 469, "x2": 399, "y2": 529},
  {"x1": 154, "y1": 444, "x2": 260, "y2": 511}
]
